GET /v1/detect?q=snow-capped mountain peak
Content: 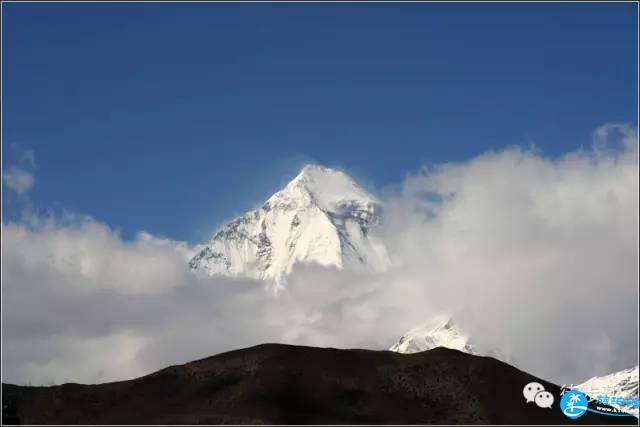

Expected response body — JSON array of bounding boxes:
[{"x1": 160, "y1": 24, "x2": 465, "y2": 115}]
[
  {"x1": 389, "y1": 314, "x2": 507, "y2": 363},
  {"x1": 576, "y1": 366, "x2": 639, "y2": 417},
  {"x1": 189, "y1": 164, "x2": 389, "y2": 289},
  {"x1": 389, "y1": 314, "x2": 477, "y2": 355},
  {"x1": 281, "y1": 164, "x2": 380, "y2": 211}
]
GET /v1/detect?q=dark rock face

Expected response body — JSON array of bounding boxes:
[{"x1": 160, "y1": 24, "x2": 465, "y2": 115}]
[{"x1": 2, "y1": 344, "x2": 637, "y2": 425}]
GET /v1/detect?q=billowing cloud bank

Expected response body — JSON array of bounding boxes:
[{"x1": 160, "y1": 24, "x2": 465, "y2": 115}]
[{"x1": 2, "y1": 124, "x2": 637, "y2": 386}]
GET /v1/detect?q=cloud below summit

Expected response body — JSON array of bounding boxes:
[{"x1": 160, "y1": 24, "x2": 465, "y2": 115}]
[{"x1": 2, "y1": 124, "x2": 638, "y2": 386}]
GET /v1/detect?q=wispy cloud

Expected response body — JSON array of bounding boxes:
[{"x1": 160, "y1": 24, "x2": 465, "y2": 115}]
[
  {"x1": 3, "y1": 147, "x2": 37, "y2": 196},
  {"x1": 3, "y1": 167, "x2": 35, "y2": 196}
]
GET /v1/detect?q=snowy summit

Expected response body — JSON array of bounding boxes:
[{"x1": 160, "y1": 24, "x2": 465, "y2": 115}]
[
  {"x1": 389, "y1": 315, "x2": 477, "y2": 355},
  {"x1": 577, "y1": 366, "x2": 639, "y2": 417},
  {"x1": 189, "y1": 165, "x2": 390, "y2": 288},
  {"x1": 389, "y1": 314, "x2": 510, "y2": 367}
]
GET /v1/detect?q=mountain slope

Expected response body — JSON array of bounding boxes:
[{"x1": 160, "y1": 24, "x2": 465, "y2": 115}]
[
  {"x1": 189, "y1": 165, "x2": 389, "y2": 288},
  {"x1": 3, "y1": 344, "x2": 636, "y2": 425},
  {"x1": 577, "y1": 366, "x2": 639, "y2": 417}
]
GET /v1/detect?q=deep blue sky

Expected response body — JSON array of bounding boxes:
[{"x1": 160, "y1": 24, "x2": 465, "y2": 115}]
[{"x1": 2, "y1": 3, "x2": 637, "y2": 243}]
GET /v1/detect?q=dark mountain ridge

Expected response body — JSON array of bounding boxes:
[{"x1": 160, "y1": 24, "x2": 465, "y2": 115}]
[{"x1": 2, "y1": 343, "x2": 637, "y2": 424}]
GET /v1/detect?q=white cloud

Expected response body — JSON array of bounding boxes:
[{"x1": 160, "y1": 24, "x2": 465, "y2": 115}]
[
  {"x1": 3, "y1": 167, "x2": 35, "y2": 196},
  {"x1": 135, "y1": 231, "x2": 206, "y2": 262},
  {"x1": 1, "y1": 124, "x2": 637, "y2": 387},
  {"x1": 3, "y1": 147, "x2": 37, "y2": 196},
  {"x1": 375, "y1": 124, "x2": 638, "y2": 383}
]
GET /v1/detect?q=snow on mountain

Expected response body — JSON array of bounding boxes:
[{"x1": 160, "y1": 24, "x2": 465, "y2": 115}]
[
  {"x1": 576, "y1": 366, "x2": 639, "y2": 417},
  {"x1": 189, "y1": 165, "x2": 389, "y2": 289},
  {"x1": 389, "y1": 314, "x2": 478, "y2": 355},
  {"x1": 391, "y1": 315, "x2": 637, "y2": 418}
]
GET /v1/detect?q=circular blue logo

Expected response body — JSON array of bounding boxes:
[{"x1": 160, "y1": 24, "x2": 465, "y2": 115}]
[{"x1": 560, "y1": 390, "x2": 589, "y2": 419}]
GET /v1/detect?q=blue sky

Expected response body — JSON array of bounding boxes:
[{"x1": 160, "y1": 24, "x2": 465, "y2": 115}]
[{"x1": 2, "y1": 2, "x2": 637, "y2": 243}]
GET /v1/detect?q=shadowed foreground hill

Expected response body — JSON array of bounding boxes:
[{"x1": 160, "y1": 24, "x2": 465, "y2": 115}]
[{"x1": 2, "y1": 344, "x2": 637, "y2": 425}]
